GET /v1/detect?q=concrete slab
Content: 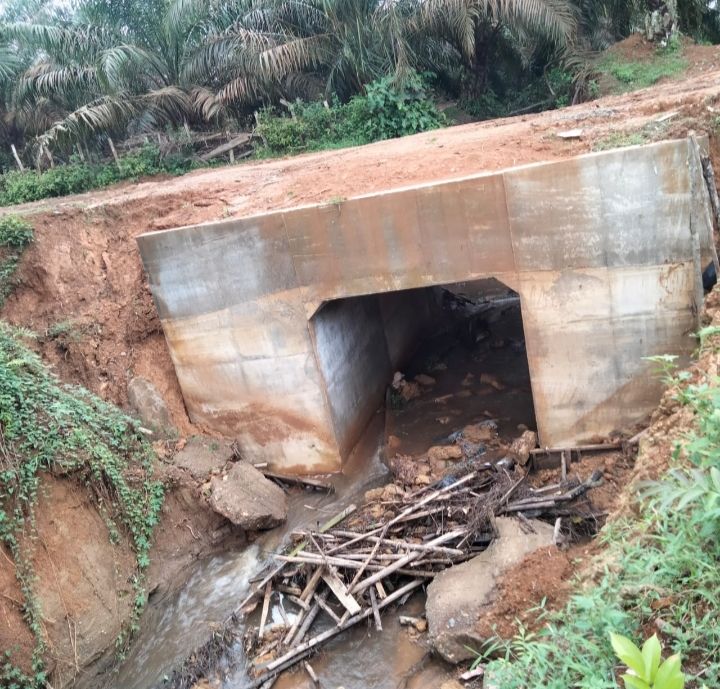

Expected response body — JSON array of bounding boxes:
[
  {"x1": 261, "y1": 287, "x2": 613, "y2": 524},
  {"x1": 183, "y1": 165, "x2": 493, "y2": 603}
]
[{"x1": 138, "y1": 138, "x2": 705, "y2": 472}]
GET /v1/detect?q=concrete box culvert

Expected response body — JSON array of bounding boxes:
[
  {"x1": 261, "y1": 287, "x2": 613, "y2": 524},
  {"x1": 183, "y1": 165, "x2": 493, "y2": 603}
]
[{"x1": 137, "y1": 138, "x2": 714, "y2": 473}]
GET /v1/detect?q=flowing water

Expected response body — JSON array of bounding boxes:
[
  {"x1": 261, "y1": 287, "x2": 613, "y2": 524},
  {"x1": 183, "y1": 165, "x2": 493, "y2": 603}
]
[
  {"x1": 110, "y1": 417, "x2": 399, "y2": 689},
  {"x1": 110, "y1": 290, "x2": 533, "y2": 689}
]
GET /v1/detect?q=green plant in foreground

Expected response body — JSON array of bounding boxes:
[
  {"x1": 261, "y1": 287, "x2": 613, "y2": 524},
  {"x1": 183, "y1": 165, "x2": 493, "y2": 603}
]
[
  {"x1": 479, "y1": 329, "x2": 720, "y2": 689},
  {"x1": 611, "y1": 633, "x2": 685, "y2": 689}
]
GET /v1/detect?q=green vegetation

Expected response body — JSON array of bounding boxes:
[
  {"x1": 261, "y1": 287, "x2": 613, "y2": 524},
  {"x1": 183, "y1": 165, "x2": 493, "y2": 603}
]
[
  {"x1": 0, "y1": 0, "x2": 716, "y2": 180},
  {"x1": 255, "y1": 73, "x2": 444, "y2": 156},
  {"x1": 0, "y1": 324, "x2": 164, "y2": 686},
  {"x1": 473, "y1": 338, "x2": 720, "y2": 689},
  {"x1": 611, "y1": 633, "x2": 686, "y2": 689},
  {"x1": 593, "y1": 131, "x2": 651, "y2": 151},
  {"x1": 0, "y1": 214, "x2": 33, "y2": 303},
  {"x1": 598, "y1": 38, "x2": 688, "y2": 92},
  {"x1": 0, "y1": 144, "x2": 197, "y2": 206}
]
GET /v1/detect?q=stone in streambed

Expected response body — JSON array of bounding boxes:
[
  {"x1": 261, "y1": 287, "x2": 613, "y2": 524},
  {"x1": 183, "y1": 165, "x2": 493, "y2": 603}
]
[
  {"x1": 209, "y1": 462, "x2": 287, "y2": 530},
  {"x1": 425, "y1": 517, "x2": 555, "y2": 663}
]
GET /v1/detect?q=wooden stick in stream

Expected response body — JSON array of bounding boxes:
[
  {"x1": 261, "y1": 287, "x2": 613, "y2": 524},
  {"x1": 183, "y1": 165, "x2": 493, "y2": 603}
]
[
  {"x1": 289, "y1": 591, "x2": 327, "y2": 647},
  {"x1": 326, "y1": 473, "x2": 477, "y2": 555},
  {"x1": 283, "y1": 567, "x2": 323, "y2": 644},
  {"x1": 314, "y1": 530, "x2": 466, "y2": 557},
  {"x1": 369, "y1": 585, "x2": 382, "y2": 631},
  {"x1": 234, "y1": 503, "x2": 356, "y2": 615},
  {"x1": 262, "y1": 471, "x2": 334, "y2": 492},
  {"x1": 321, "y1": 567, "x2": 361, "y2": 615},
  {"x1": 258, "y1": 582, "x2": 272, "y2": 639},
  {"x1": 249, "y1": 579, "x2": 425, "y2": 687},
  {"x1": 351, "y1": 530, "x2": 465, "y2": 595}
]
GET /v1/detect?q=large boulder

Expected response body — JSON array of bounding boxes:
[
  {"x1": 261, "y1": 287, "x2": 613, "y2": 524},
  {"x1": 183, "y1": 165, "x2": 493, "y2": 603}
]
[
  {"x1": 426, "y1": 517, "x2": 555, "y2": 663},
  {"x1": 127, "y1": 376, "x2": 176, "y2": 440},
  {"x1": 209, "y1": 462, "x2": 287, "y2": 530},
  {"x1": 173, "y1": 435, "x2": 236, "y2": 479}
]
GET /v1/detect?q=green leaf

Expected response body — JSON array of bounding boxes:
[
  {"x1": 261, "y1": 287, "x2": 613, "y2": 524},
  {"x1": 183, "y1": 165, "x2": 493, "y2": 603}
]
[
  {"x1": 622, "y1": 674, "x2": 651, "y2": 689},
  {"x1": 654, "y1": 655, "x2": 684, "y2": 689},
  {"x1": 642, "y1": 634, "x2": 662, "y2": 682},
  {"x1": 611, "y1": 633, "x2": 647, "y2": 680}
]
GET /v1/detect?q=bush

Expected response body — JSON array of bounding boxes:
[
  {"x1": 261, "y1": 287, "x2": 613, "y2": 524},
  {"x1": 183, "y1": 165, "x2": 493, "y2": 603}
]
[
  {"x1": 255, "y1": 71, "x2": 444, "y2": 156},
  {"x1": 477, "y1": 333, "x2": 720, "y2": 688},
  {"x1": 0, "y1": 215, "x2": 33, "y2": 305},
  {"x1": 0, "y1": 145, "x2": 197, "y2": 207},
  {"x1": 360, "y1": 72, "x2": 445, "y2": 140}
]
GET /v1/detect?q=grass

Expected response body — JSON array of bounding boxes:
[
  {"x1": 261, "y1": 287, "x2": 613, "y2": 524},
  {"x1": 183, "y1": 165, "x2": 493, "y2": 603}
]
[
  {"x1": 0, "y1": 144, "x2": 200, "y2": 207},
  {"x1": 597, "y1": 39, "x2": 688, "y2": 93},
  {"x1": 593, "y1": 131, "x2": 651, "y2": 151},
  {"x1": 475, "y1": 343, "x2": 720, "y2": 689}
]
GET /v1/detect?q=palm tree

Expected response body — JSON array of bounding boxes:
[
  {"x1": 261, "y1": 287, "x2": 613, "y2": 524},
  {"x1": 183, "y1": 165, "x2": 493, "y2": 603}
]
[{"x1": 1, "y1": 0, "x2": 236, "y2": 151}]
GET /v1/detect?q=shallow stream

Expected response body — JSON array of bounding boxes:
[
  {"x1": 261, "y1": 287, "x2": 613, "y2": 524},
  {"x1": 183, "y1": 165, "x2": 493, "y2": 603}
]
[{"x1": 111, "y1": 292, "x2": 533, "y2": 689}]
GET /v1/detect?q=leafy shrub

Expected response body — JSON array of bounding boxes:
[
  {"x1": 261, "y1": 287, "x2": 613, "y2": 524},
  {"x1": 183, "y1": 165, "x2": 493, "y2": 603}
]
[
  {"x1": 255, "y1": 71, "x2": 444, "y2": 156},
  {"x1": 0, "y1": 145, "x2": 197, "y2": 207},
  {"x1": 0, "y1": 324, "x2": 164, "y2": 681},
  {"x1": 360, "y1": 72, "x2": 444, "y2": 140},
  {"x1": 477, "y1": 329, "x2": 720, "y2": 688},
  {"x1": 0, "y1": 215, "x2": 33, "y2": 305}
]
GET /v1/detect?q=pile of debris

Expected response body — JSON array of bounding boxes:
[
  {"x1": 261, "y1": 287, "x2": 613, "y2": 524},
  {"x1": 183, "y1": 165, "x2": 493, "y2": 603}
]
[{"x1": 235, "y1": 459, "x2": 606, "y2": 688}]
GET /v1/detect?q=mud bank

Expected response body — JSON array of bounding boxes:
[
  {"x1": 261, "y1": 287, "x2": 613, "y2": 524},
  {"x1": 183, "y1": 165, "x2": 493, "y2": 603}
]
[{"x1": 0, "y1": 447, "x2": 251, "y2": 686}]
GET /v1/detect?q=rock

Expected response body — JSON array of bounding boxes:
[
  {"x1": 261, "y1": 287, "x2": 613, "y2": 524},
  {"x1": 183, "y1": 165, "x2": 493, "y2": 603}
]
[
  {"x1": 427, "y1": 445, "x2": 463, "y2": 462},
  {"x1": 414, "y1": 374, "x2": 436, "y2": 386},
  {"x1": 509, "y1": 430, "x2": 538, "y2": 465},
  {"x1": 480, "y1": 372, "x2": 505, "y2": 390},
  {"x1": 425, "y1": 517, "x2": 555, "y2": 663},
  {"x1": 209, "y1": 463, "x2": 287, "y2": 530},
  {"x1": 127, "y1": 376, "x2": 176, "y2": 440},
  {"x1": 387, "y1": 434, "x2": 402, "y2": 451},
  {"x1": 462, "y1": 421, "x2": 497, "y2": 443},
  {"x1": 392, "y1": 372, "x2": 422, "y2": 401},
  {"x1": 173, "y1": 436, "x2": 236, "y2": 480}
]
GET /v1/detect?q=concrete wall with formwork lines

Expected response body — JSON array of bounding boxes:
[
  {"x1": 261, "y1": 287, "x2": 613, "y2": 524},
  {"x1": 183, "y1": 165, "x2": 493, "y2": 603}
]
[{"x1": 137, "y1": 138, "x2": 712, "y2": 473}]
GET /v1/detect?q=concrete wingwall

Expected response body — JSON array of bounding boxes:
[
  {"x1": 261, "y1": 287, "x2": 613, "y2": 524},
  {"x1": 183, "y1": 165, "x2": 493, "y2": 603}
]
[{"x1": 138, "y1": 138, "x2": 712, "y2": 473}]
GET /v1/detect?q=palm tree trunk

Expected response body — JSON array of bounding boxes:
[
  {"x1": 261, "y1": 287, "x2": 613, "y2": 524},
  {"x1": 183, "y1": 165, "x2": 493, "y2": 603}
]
[
  {"x1": 643, "y1": 0, "x2": 678, "y2": 42},
  {"x1": 467, "y1": 22, "x2": 500, "y2": 100}
]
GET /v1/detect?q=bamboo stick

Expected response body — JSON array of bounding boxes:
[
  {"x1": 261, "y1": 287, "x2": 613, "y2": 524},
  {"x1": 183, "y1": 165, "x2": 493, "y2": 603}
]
[
  {"x1": 369, "y1": 585, "x2": 382, "y2": 631},
  {"x1": 326, "y1": 474, "x2": 476, "y2": 555},
  {"x1": 249, "y1": 579, "x2": 424, "y2": 687},
  {"x1": 314, "y1": 592, "x2": 341, "y2": 623},
  {"x1": 258, "y1": 582, "x2": 272, "y2": 639}
]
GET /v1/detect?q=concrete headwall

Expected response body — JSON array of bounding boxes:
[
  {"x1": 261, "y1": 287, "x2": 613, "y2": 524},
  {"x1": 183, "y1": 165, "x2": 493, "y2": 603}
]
[
  {"x1": 311, "y1": 288, "x2": 436, "y2": 458},
  {"x1": 138, "y1": 138, "x2": 713, "y2": 473}
]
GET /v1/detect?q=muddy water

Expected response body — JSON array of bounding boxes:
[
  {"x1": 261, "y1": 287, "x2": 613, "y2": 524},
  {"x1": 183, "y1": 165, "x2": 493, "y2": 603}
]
[
  {"x1": 390, "y1": 301, "x2": 535, "y2": 456},
  {"x1": 110, "y1": 418, "x2": 392, "y2": 689},
  {"x1": 112, "y1": 296, "x2": 533, "y2": 689}
]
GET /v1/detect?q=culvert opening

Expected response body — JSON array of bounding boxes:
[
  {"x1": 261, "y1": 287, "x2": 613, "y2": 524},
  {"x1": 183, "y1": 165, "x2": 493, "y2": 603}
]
[{"x1": 308, "y1": 278, "x2": 537, "y2": 468}]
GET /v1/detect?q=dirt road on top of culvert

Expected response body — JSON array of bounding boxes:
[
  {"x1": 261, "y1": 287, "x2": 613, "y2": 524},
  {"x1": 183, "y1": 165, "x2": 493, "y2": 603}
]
[{"x1": 3, "y1": 42, "x2": 720, "y2": 230}]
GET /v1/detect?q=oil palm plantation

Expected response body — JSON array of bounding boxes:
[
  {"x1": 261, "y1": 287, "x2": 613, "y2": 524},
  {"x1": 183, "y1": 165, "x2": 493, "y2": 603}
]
[{"x1": 1, "y1": 0, "x2": 583, "y2": 150}]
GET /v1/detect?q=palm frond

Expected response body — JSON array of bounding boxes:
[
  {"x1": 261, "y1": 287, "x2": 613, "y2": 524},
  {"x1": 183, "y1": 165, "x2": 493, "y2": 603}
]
[
  {"x1": 15, "y1": 61, "x2": 99, "y2": 103},
  {"x1": 481, "y1": 0, "x2": 577, "y2": 44}
]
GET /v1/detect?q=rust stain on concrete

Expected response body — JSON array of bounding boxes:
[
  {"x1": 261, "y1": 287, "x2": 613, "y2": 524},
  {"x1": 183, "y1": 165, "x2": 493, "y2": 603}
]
[{"x1": 138, "y1": 138, "x2": 711, "y2": 472}]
